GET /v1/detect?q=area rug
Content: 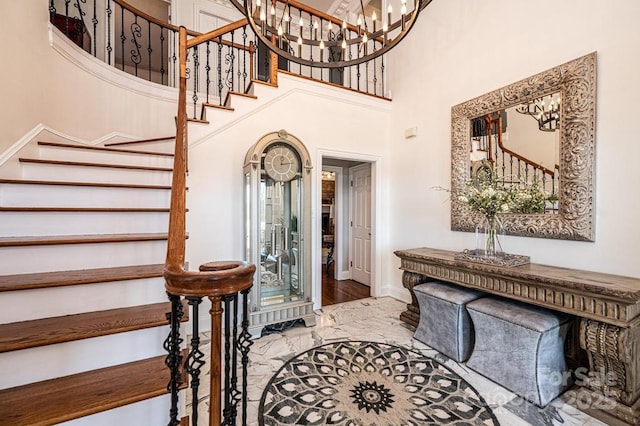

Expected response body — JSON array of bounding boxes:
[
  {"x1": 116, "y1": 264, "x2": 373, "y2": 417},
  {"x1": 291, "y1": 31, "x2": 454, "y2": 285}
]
[{"x1": 259, "y1": 341, "x2": 499, "y2": 425}]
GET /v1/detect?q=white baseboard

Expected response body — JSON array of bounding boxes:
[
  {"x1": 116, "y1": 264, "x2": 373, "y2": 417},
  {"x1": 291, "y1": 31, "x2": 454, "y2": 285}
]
[
  {"x1": 389, "y1": 286, "x2": 411, "y2": 304},
  {"x1": 336, "y1": 269, "x2": 350, "y2": 281}
]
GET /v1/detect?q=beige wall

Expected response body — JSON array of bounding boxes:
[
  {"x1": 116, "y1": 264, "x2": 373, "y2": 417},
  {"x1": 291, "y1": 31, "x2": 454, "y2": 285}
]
[
  {"x1": 0, "y1": 0, "x2": 177, "y2": 157},
  {"x1": 386, "y1": 0, "x2": 640, "y2": 300}
]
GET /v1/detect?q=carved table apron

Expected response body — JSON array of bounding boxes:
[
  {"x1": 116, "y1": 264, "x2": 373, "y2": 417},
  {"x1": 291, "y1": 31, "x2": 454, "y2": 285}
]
[{"x1": 395, "y1": 247, "x2": 640, "y2": 425}]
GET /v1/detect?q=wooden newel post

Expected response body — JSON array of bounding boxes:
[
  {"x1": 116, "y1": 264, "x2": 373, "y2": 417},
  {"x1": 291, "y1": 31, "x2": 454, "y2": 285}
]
[{"x1": 209, "y1": 296, "x2": 223, "y2": 426}]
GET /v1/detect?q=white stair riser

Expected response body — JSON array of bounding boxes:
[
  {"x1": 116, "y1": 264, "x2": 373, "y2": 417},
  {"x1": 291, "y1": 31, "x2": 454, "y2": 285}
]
[
  {"x1": 0, "y1": 277, "x2": 168, "y2": 323},
  {"x1": 0, "y1": 327, "x2": 170, "y2": 389},
  {"x1": 59, "y1": 395, "x2": 173, "y2": 426},
  {"x1": 38, "y1": 146, "x2": 174, "y2": 168},
  {"x1": 21, "y1": 163, "x2": 173, "y2": 185},
  {"x1": 0, "y1": 240, "x2": 167, "y2": 275},
  {"x1": 0, "y1": 184, "x2": 170, "y2": 208},
  {"x1": 0, "y1": 211, "x2": 169, "y2": 236}
]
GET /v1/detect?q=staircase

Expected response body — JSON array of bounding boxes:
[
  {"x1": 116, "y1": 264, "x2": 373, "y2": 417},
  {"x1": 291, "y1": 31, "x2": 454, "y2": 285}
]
[{"x1": 0, "y1": 137, "x2": 189, "y2": 425}]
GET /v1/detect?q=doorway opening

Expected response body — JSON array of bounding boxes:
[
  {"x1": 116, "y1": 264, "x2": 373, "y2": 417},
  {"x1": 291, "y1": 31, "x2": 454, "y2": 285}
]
[{"x1": 320, "y1": 158, "x2": 372, "y2": 307}]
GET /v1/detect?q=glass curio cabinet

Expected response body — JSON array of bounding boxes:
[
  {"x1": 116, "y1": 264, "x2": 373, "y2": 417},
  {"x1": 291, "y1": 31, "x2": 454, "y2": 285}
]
[{"x1": 244, "y1": 130, "x2": 315, "y2": 337}]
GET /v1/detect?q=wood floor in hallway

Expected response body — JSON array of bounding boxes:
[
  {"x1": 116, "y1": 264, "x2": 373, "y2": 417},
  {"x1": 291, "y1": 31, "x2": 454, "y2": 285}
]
[{"x1": 321, "y1": 268, "x2": 370, "y2": 306}]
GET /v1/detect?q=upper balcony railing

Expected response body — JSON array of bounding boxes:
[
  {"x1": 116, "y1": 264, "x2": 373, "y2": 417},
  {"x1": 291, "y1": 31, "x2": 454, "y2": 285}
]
[{"x1": 48, "y1": 0, "x2": 390, "y2": 111}]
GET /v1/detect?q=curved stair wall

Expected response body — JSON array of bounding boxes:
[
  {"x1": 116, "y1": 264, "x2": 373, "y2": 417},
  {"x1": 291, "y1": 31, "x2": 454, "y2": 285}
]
[{"x1": 0, "y1": 1, "x2": 177, "y2": 160}]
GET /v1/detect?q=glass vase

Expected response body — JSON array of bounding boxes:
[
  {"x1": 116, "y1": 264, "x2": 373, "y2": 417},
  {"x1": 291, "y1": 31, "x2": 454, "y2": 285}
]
[{"x1": 476, "y1": 215, "x2": 505, "y2": 257}]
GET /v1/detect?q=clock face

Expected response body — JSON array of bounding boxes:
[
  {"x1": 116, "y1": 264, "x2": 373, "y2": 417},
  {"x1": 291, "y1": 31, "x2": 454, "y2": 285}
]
[{"x1": 263, "y1": 145, "x2": 300, "y2": 182}]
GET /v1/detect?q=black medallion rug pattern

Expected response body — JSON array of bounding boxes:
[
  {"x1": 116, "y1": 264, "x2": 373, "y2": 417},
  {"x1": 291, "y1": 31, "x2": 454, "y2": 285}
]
[{"x1": 259, "y1": 341, "x2": 500, "y2": 425}]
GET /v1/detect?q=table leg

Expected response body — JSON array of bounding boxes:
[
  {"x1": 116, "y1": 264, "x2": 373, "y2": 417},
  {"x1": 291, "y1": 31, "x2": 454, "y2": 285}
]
[
  {"x1": 579, "y1": 318, "x2": 640, "y2": 425},
  {"x1": 399, "y1": 271, "x2": 431, "y2": 327}
]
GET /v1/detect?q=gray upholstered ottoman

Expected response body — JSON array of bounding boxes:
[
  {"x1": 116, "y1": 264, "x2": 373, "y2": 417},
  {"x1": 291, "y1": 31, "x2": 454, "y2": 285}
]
[
  {"x1": 466, "y1": 297, "x2": 573, "y2": 407},
  {"x1": 413, "y1": 281, "x2": 484, "y2": 362}
]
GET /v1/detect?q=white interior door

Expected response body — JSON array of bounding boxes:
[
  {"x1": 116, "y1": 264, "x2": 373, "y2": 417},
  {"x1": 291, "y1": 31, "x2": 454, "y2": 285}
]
[{"x1": 349, "y1": 164, "x2": 371, "y2": 286}]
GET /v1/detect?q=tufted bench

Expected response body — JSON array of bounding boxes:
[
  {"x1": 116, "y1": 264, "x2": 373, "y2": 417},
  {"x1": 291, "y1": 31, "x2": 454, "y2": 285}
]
[
  {"x1": 413, "y1": 281, "x2": 485, "y2": 362},
  {"x1": 466, "y1": 297, "x2": 573, "y2": 406}
]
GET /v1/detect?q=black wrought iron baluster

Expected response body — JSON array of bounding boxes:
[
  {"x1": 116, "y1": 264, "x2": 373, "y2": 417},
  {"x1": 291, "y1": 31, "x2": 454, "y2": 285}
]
[
  {"x1": 172, "y1": 30, "x2": 178, "y2": 87},
  {"x1": 236, "y1": 47, "x2": 242, "y2": 94},
  {"x1": 218, "y1": 36, "x2": 223, "y2": 105},
  {"x1": 131, "y1": 15, "x2": 142, "y2": 76},
  {"x1": 381, "y1": 54, "x2": 385, "y2": 97},
  {"x1": 148, "y1": 22, "x2": 153, "y2": 81},
  {"x1": 92, "y1": 0, "x2": 97, "y2": 55},
  {"x1": 185, "y1": 47, "x2": 191, "y2": 100},
  {"x1": 73, "y1": 0, "x2": 88, "y2": 49},
  {"x1": 373, "y1": 41, "x2": 377, "y2": 96},
  {"x1": 229, "y1": 293, "x2": 240, "y2": 421},
  {"x1": 222, "y1": 295, "x2": 234, "y2": 425},
  {"x1": 120, "y1": 8, "x2": 125, "y2": 71},
  {"x1": 509, "y1": 155, "x2": 514, "y2": 182},
  {"x1": 164, "y1": 293, "x2": 184, "y2": 426},
  {"x1": 524, "y1": 163, "x2": 529, "y2": 185},
  {"x1": 225, "y1": 32, "x2": 236, "y2": 94},
  {"x1": 49, "y1": 0, "x2": 56, "y2": 22},
  {"x1": 238, "y1": 288, "x2": 253, "y2": 425},
  {"x1": 231, "y1": 30, "x2": 238, "y2": 93},
  {"x1": 160, "y1": 27, "x2": 165, "y2": 85},
  {"x1": 106, "y1": 0, "x2": 112, "y2": 65},
  {"x1": 205, "y1": 41, "x2": 211, "y2": 104},
  {"x1": 242, "y1": 26, "x2": 248, "y2": 92},
  {"x1": 517, "y1": 159, "x2": 522, "y2": 185},
  {"x1": 262, "y1": 38, "x2": 270, "y2": 83},
  {"x1": 185, "y1": 297, "x2": 205, "y2": 426},
  {"x1": 65, "y1": 0, "x2": 70, "y2": 36},
  {"x1": 356, "y1": 62, "x2": 361, "y2": 91},
  {"x1": 365, "y1": 58, "x2": 369, "y2": 93},
  {"x1": 501, "y1": 149, "x2": 506, "y2": 179},
  {"x1": 192, "y1": 45, "x2": 200, "y2": 118}
]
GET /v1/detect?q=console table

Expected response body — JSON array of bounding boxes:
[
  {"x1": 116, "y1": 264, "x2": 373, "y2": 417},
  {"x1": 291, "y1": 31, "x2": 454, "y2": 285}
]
[{"x1": 395, "y1": 247, "x2": 640, "y2": 425}]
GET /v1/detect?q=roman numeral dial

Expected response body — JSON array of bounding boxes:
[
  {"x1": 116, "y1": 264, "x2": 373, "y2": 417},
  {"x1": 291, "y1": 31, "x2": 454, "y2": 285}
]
[{"x1": 263, "y1": 145, "x2": 300, "y2": 182}]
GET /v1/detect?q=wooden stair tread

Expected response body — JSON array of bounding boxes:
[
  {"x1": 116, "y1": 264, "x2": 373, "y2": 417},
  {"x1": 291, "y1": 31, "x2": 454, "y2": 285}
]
[
  {"x1": 0, "y1": 207, "x2": 170, "y2": 212},
  {"x1": 0, "y1": 301, "x2": 188, "y2": 353},
  {"x1": 0, "y1": 233, "x2": 169, "y2": 247},
  {"x1": 0, "y1": 352, "x2": 187, "y2": 425},
  {"x1": 251, "y1": 78, "x2": 278, "y2": 88},
  {"x1": 37, "y1": 141, "x2": 173, "y2": 157},
  {"x1": 104, "y1": 136, "x2": 175, "y2": 147},
  {"x1": 0, "y1": 178, "x2": 172, "y2": 190},
  {"x1": 202, "y1": 102, "x2": 234, "y2": 111},
  {"x1": 19, "y1": 158, "x2": 173, "y2": 172},
  {"x1": 228, "y1": 90, "x2": 258, "y2": 99},
  {"x1": 0, "y1": 264, "x2": 164, "y2": 292},
  {"x1": 186, "y1": 117, "x2": 210, "y2": 124}
]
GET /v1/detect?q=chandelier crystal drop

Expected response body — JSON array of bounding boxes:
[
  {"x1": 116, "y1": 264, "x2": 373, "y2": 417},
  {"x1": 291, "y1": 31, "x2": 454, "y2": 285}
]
[{"x1": 232, "y1": 0, "x2": 428, "y2": 68}]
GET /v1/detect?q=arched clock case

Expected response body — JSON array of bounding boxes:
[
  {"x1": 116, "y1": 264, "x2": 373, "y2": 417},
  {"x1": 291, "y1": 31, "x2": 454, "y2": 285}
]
[{"x1": 243, "y1": 130, "x2": 315, "y2": 337}]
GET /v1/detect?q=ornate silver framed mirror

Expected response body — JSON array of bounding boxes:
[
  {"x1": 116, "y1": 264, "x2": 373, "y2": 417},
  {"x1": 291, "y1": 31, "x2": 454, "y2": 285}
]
[{"x1": 451, "y1": 52, "x2": 597, "y2": 241}]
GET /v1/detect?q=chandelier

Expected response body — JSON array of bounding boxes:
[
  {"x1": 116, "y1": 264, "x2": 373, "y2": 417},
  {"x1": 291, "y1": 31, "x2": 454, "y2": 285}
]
[
  {"x1": 515, "y1": 94, "x2": 561, "y2": 132},
  {"x1": 232, "y1": 0, "x2": 428, "y2": 68}
]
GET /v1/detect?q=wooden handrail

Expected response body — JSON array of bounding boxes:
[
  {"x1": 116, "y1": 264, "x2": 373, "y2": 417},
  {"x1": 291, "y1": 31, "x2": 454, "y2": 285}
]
[
  {"x1": 187, "y1": 19, "x2": 249, "y2": 48},
  {"x1": 497, "y1": 135, "x2": 556, "y2": 177},
  {"x1": 486, "y1": 115, "x2": 556, "y2": 177},
  {"x1": 165, "y1": 26, "x2": 255, "y2": 426},
  {"x1": 165, "y1": 27, "x2": 255, "y2": 289}
]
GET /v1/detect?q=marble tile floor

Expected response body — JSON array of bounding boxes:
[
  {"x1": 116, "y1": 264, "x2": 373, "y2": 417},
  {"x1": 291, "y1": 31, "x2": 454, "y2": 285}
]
[{"x1": 186, "y1": 297, "x2": 607, "y2": 425}]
